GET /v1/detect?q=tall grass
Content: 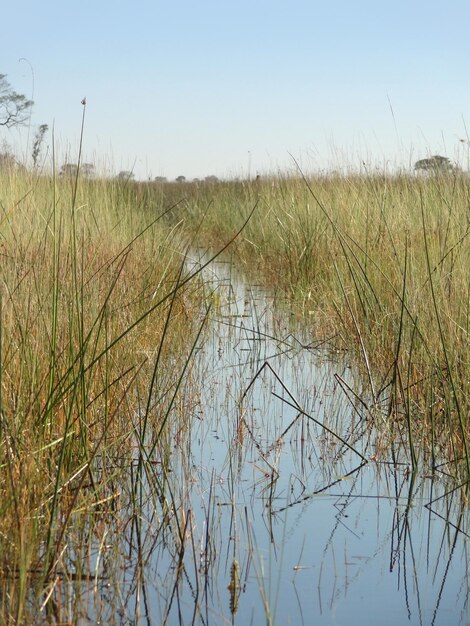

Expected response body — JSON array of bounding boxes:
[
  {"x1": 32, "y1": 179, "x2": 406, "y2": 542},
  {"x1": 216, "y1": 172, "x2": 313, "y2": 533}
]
[
  {"x1": 1, "y1": 162, "x2": 469, "y2": 621},
  {"x1": 0, "y1": 166, "x2": 216, "y2": 622},
  {"x1": 155, "y1": 171, "x2": 470, "y2": 471}
]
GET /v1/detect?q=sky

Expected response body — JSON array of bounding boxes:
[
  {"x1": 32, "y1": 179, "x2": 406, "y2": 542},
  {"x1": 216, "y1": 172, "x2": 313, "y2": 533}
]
[{"x1": 2, "y1": 0, "x2": 470, "y2": 180}]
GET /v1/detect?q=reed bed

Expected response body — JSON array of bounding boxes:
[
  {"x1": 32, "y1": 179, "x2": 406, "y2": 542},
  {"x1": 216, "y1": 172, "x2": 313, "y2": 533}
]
[
  {"x1": 0, "y1": 167, "x2": 214, "y2": 623},
  {"x1": 1, "y1": 163, "x2": 469, "y2": 622},
  {"x1": 156, "y1": 171, "x2": 470, "y2": 471}
]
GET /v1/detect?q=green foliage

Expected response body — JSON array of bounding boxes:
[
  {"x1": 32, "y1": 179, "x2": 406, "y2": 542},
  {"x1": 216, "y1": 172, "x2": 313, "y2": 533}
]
[
  {"x1": 117, "y1": 169, "x2": 135, "y2": 180},
  {"x1": 0, "y1": 73, "x2": 33, "y2": 128},
  {"x1": 414, "y1": 154, "x2": 457, "y2": 172}
]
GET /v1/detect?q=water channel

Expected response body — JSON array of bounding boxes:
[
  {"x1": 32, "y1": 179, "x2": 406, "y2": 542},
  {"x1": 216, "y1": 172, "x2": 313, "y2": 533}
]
[{"x1": 87, "y1": 250, "x2": 469, "y2": 625}]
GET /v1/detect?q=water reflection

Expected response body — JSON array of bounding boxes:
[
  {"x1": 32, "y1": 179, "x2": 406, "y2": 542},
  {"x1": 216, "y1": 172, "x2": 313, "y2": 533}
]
[
  {"x1": 145, "y1": 249, "x2": 468, "y2": 626},
  {"x1": 36, "y1": 250, "x2": 469, "y2": 625}
]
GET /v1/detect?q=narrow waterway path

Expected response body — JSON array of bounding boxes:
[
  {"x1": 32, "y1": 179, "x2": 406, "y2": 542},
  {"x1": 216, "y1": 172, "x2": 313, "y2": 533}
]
[
  {"x1": 92, "y1": 250, "x2": 469, "y2": 625},
  {"x1": 142, "y1": 249, "x2": 469, "y2": 626}
]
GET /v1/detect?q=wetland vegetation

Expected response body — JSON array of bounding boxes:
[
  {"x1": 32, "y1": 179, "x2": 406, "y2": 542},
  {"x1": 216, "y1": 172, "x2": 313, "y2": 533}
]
[{"x1": 0, "y1": 163, "x2": 468, "y2": 624}]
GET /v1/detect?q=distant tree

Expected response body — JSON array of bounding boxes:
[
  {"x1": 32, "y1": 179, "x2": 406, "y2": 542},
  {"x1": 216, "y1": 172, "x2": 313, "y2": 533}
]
[
  {"x1": 60, "y1": 163, "x2": 79, "y2": 177},
  {"x1": 175, "y1": 175, "x2": 186, "y2": 183},
  {"x1": 60, "y1": 162, "x2": 95, "y2": 178},
  {"x1": 32, "y1": 124, "x2": 48, "y2": 167},
  {"x1": 117, "y1": 170, "x2": 135, "y2": 181},
  {"x1": 0, "y1": 74, "x2": 34, "y2": 128},
  {"x1": 414, "y1": 155, "x2": 457, "y2": 172},
  {"x1": 204, "y1": 175, "x2": 219, "y2": 183},
  {"x1": 154, "y1": 176, "x2": 167, "y2": 183}
]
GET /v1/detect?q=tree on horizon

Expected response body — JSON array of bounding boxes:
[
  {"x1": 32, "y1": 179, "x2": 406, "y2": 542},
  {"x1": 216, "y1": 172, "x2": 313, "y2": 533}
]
[
  {"x1": 0, "y1": 73, "x2": 34, "y2": 128},
  {"x1": 414, "y1": 155, "x2": 457, "y2": 172}
]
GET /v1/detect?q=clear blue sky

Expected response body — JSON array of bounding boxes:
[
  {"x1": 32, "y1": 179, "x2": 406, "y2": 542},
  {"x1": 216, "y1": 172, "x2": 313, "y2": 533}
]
[{"x1": 2, "y1": 0, "x2": 470, "y2": 180}]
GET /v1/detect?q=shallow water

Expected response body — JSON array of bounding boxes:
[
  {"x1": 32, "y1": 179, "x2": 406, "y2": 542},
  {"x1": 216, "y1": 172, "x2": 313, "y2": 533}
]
[{"x1": 82, "y1": 251, "x2": 469, "y2": 625}]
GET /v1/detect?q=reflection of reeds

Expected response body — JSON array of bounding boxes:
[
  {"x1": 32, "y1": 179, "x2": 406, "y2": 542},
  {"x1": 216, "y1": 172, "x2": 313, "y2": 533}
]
[
  {"x1": 227, "y1": 558, "x2": 240, "y2": 615},
  {"x1": 174, "y1": 170, "x2": 469, "y2": 472}
]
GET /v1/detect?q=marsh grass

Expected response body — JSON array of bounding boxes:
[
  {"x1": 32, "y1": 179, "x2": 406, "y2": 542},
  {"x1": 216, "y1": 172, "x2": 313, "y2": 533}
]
[
  {"x1": 0, "y1": 164, "x2": 253, "y2": 622},
  {"x1": 1, "y1": 160, "x2": 469, "y2": 622},
  {"x1": 156, "y1": 172, "x2": 470, "y2": 472}
]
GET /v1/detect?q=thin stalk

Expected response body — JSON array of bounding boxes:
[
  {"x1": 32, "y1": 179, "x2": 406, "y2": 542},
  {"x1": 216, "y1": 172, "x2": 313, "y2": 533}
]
[
  {"x1": 332, "y1": 259, "x2": 376, "y2": 404},
  {"x1": 45, "y1": 130, "x2": 62, "y2": 436},
  {"x1": 405, "y1": 317, "x2": 419, "y2": 471},
  {"x1": 392, "y1": 236, "x2": 418, "y2": 469}
]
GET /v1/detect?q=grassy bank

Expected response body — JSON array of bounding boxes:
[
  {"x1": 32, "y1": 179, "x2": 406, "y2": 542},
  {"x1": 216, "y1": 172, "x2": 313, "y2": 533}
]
[
  {"x1": 157, "y1": 172, "x2": 470, "y2": 471},
  {"x1": 0, "y1": 168, "x2": 212, "y2": 622}
]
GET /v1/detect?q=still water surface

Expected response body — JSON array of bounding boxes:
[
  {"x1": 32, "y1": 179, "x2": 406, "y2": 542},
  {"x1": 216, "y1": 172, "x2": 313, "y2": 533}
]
[{"x1": 90, "y1": 250, "x2": 469, "y2": 625}]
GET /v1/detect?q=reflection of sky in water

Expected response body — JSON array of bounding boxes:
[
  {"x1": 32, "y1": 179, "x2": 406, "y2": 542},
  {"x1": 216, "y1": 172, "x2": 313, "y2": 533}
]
[
  {"x1": 89, "y1": 251, "x2": 469, "y2": 626},
  {"x1": 159, "y1": 250, "x2": 469, "y2": 626}
]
